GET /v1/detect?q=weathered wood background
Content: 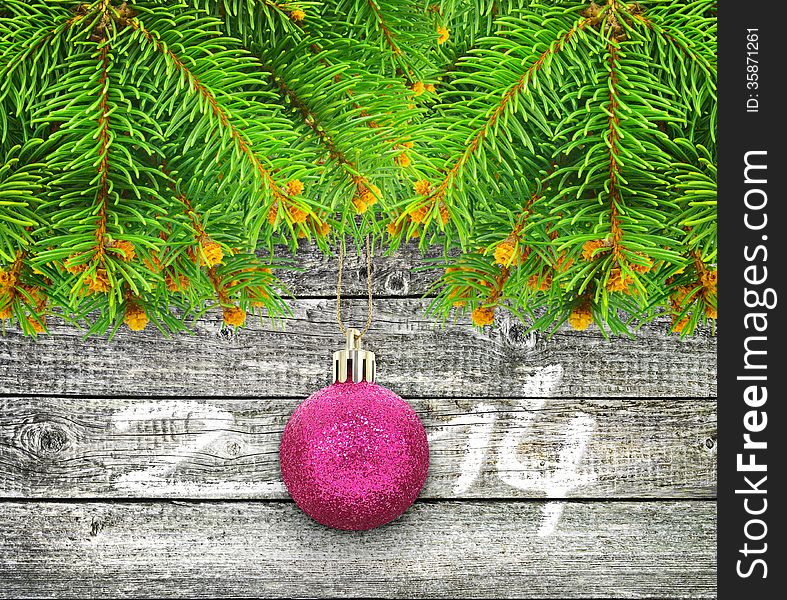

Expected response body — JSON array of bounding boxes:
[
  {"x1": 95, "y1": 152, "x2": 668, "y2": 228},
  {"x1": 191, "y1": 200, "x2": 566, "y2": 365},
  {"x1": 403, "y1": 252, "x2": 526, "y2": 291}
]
[{"x1": 0, "y1": 245, "x2": 717, "y2": 598}]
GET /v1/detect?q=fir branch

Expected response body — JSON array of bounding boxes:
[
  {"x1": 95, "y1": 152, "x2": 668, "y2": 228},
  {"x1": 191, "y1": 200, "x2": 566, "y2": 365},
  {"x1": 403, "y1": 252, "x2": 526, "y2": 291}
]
[
  {"x1": 0, "y1": 0, "x2": 717, "y2": 337},
  {"x1": 329, "y1": 0, "x2": 435, "y2": 82},
  {"x1": 197, "y1": 0, "x2": 310, "y2": 44},
  {"x1": 127, "y1": 18, "x2": 293, "y2": 208},
  {"x1": 605, "y1": 43, "x2": 624, "y2": 260},
  {"x1": 265, "y1": 62, "x2": 377, "y2": 207},
  {"x1": 0, "y1": 1, "x2": 81, "y2": 117},
  {"x1": 420, "y1": 17, "x2": 590, "y2": 234},
  {"x1": 630, "y1": 10, "x2": 715, "y2": 77},
  {"x1": 0, "y1": 141, "x2": 43, "y2": 261},
  {"x1": 93, "y1": 42, "x2": 111, "y2": 263},
  {"x1": 366, "y1": 0, "x2": 402, "y2": 57}
]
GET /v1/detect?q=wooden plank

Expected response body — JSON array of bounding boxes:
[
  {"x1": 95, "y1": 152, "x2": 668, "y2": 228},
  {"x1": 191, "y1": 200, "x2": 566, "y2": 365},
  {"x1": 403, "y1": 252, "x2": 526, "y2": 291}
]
[
  {"x1": 272, "y1": 242, "x2": 446, "y2": 297},
  {"x1": 0, "y1": 299, "x2": 717, "y2": 398},
  {"x1": 0, "y1": 396, "x2": 716, "y2": 499},
  {"x1": 0, "y1": 500, "x2": 716, "y2": 599}
]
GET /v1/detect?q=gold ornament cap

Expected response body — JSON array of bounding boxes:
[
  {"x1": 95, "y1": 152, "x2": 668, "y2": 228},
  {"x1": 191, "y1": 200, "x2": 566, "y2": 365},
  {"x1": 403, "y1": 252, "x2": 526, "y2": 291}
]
[{"x1": 333, "y1": 328, "x2": 376, "y2": 383}]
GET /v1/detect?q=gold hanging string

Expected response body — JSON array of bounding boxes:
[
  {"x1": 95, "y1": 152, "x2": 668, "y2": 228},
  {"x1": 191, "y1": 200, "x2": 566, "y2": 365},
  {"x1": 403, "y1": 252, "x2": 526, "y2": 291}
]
[{"x1": 336, "y1": 235, "x2": 373, "y2": 340}]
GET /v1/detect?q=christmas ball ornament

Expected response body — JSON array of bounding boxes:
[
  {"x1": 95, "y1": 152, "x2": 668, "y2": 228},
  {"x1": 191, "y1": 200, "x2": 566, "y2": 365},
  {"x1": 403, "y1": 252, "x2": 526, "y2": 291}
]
[{"x1": 280, "y1": 328, "x2": 429, "y2": 530}]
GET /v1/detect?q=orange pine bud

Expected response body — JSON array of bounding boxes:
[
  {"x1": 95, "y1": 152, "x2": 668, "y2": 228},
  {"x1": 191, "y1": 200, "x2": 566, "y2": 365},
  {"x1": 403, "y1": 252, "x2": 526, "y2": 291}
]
[
  {"x1": 85, "y1": 268, "x2": 111, "y2": 294},
  {"x1": 20, "y1": 285, "x2": 46, "y2": 310},
  {"x1": 493, "y1": 240, "x2": 518, "y2": 266},
  {"x1": 200, "y1": 237, "x2": 223, "y2": 267},
  {"x1": 285, "y1": 179, "x2": 304, "y2": 195},
  {"x1": 27, "y1": 314, "x2": 46, "y2": 333},
  {"x1": 700, "y1": 268, "x2": 717, "y2": 291},
  {"x1": 528, "y1": 270, "x2": 552, "y2": 291},
  {"x1": 109, "y1": 240, "x2": 136, "y2": 262},
  {"x1": 317, "y1": 220, "x2": 331, "y2": 237},
  {"x1": 395, "y1": 152, "x2": 411, "y2": 167},
  {"x1": 143, "y1": 252, "x2": 162, "y2": 273},
  {"x1": 671, "y1": 315, "x2": 690, "y2": 334},
  {"x1": 438, "y1": 203, "x2": 450, "y2": 225},
  {"x1": 555, "y1": 253, "x2": 574, "y2": 272},
  {"x1": 267, "y1": 203, "x2": 279, "y2": 225},
  {"x1": 0, "y1": 270, "x2": 13, "y2": 291},
  {"x1": 414, "y1": 180, "x2": 432, "y2": 196},
  {"x1": 249, "y1": 286, "x2": 269, "y2": 308},
  {"x1": 64, "y1": 254, "x2": 88, "y2": 274},
  {"x1": 582, "y1": 239, "x2": 606, "y2": 261},
  {"x1": 606, "y1": 267, "x2": 633, "y2": 293},
  {"x1": 124, "y1": 300, "x2": 148, "y2": 331},
  {"x1": 630, "y1": 254, "x2": 652, "y2": 273},
  {"x1": 568, "y1": 302, "x2": 593, "y2": 331},
  {"x1": 471, "y1": 306, "x2": 495, "y2": 327},
  {"x1": 447, "y1": 287, "x2": 468, "y2": 308},
  {"x1": 223, "y1": 305, "x2": 246, "y2": 327},
  {"x1": 0, "y1": 303, "x2": 12, "y2": 320},
  {"x1": 290, "y1": 206, "x2": 309, "y2": 223},
  {"x1": 352, "y1": 196, "x2": 368, "y2": 214},
  {"x1": 437, "y1": 25, "x2": 450, "y2": 44},
  {"x1": 165, "y1": 271, "x2": 190, "y2": 292},
  {"x1": 409, "y1": 204, "x2": 429, "y2": 224},
  {"x1": 361, "y1": 184, "x2": 380, "y2": 207}
]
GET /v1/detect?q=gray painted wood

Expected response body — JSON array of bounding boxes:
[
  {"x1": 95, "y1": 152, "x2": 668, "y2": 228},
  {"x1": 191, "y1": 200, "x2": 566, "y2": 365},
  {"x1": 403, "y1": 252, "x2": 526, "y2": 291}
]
[
  {"x1": 272, "y1": 242, "x2": 447, "y2": 296},
  {"x1": 0, "y1": 500, "x2": 716, "y2": 599},
  {"x1": 0, "y1": 299, "x2": 717, "y2": 398},
  {"x1": 0, "y1": 244, "x2": 717, "y2": 599},
  {"x1": 0, "y1": 396, "x2": 716, "y2": 499}
]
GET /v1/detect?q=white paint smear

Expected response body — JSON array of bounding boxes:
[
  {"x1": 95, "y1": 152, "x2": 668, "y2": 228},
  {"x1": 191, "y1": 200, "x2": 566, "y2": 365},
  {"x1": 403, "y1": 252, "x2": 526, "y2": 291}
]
[
  {"x1": 428, "y1": 404, "x2": 498, "y2": 494},
  {"x1": 108, "y1": 364, "x2": 594, "y2": 534},
  {"x1": 112, "y1": 400, "x2": 286, "y2": 496},
  {"x1": 519, "y1": 364, "x2": 564, "y2": 397},
  {"x1": 496, "y1": 364, "x2": 596, "y2": 535},
  {"x1": 498, "y1": 407, "x2": 596, "y2": 536}
]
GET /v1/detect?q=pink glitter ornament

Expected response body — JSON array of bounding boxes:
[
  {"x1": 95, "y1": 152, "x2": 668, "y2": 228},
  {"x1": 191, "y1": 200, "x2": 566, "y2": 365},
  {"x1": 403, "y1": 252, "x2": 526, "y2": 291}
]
[{"x1": 280, "y1": 329, "x2": 429, "y2": 530}]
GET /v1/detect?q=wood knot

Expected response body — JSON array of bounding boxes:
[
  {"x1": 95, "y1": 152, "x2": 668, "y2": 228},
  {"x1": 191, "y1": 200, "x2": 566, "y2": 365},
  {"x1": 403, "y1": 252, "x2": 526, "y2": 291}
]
[
  {"x1": 384, "y1": 270, "x2": 409, "y2": 295},
  {"x1": 19, "y1": 421, "x2": 72, "y2": 459},
  {"x1": 496, "y1": 312, "x2": 538, "y2": 350},
  {"x1": 356, "y1": 264, "x2": 374, "y2": 285},
  {"x1": 224, "y1": 438, "x2": 242, "y2": 457},
  {"x1": 218, "y1": 323, "x2": 240, "y2": 339},
  {"x1": 90, "y1": 517, "x2": 105, "y2": 537}
]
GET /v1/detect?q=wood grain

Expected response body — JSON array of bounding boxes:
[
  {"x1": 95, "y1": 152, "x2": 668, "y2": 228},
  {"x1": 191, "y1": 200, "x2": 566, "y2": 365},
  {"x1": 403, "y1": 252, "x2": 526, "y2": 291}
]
[
  {"x1": 0, "y1": 244, "x2": 717, "y2": 599},
  {"x1": 272, "y1": 242, "x2": 447, "y2": 297},
  {"x1": 0, "y1": 396, "x2": 716, "y2": 499},
  {"x1": 0, "y1": 500, "x2": 716, "y2": 599},
  {"x1": 0, "y1": 299, "x2": 717, "y2": 398}
]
